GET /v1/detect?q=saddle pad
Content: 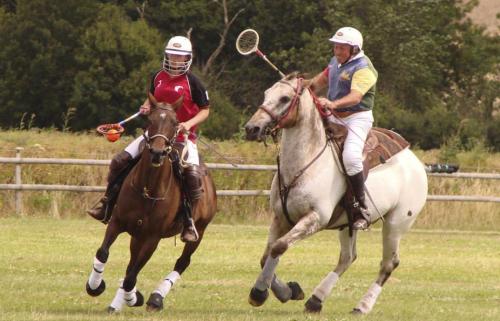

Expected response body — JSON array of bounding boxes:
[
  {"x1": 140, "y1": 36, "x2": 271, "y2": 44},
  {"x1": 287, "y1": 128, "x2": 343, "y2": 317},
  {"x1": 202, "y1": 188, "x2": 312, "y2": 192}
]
[{"x1": 326, "y1": 122, "x2": 410, "y2": 172}]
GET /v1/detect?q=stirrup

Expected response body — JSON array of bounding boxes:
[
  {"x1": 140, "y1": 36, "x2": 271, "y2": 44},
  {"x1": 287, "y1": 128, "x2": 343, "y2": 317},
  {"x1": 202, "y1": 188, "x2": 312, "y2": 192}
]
[
  {"x1": 180, "y1": 218, "x2": 199, "y2": 243},
  {"x1": 352, "y1": 218, "x2": 369, "y2": 230},
  {"x1": 352, "y1": 201, "x2": 370, "y2": 230}
]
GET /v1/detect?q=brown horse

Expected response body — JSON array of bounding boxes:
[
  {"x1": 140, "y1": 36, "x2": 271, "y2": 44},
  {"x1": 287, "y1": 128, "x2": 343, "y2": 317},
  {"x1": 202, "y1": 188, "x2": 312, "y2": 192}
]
[{"x1": 85, "y1": 94, "x2": 217, "y2": 313}]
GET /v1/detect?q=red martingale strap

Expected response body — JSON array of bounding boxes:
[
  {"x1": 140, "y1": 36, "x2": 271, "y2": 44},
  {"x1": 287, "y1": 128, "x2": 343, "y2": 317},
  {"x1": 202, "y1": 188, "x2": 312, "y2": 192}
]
[{"x1": 308, "y1": 88, "x2": 332, "y2": 118}]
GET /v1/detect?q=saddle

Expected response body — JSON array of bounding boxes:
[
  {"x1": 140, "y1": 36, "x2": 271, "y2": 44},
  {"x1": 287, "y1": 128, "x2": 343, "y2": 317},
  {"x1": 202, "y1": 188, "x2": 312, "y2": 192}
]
[
  {"x1": 325, "y1": 122, "x2": 410, "y2": 175},
  {"x1": 325, "y1": 122, "x2": 410, "y2": 232}
]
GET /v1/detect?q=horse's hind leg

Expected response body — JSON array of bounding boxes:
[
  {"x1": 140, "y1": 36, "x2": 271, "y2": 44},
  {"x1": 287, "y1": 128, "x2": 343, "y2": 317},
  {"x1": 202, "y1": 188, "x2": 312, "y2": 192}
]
[
  {"x1": 249, "y1": 210, "x2": 322, "y2": 307},
  {"x1": 108, "y1": 237, "x2": 160, "y2": 313},
  {"x1": 86, "y1": 220, "x2": 123, "y2": 297},
  {"x1": 353, "y1": 218, "x2": 404, "y2": 314},
  {"x1": 146, "y1": 226, "x2": 206, "y2": 311},
  {"x1": 305, "y1": 227, "x2": 358, "y2": 313}
]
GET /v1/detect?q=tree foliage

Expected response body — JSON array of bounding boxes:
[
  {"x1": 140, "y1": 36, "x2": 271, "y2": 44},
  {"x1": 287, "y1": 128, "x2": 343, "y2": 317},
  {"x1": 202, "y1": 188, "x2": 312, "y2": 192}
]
[{"x1": 0, "y1": 0, "x2": 498, "y2": 150}]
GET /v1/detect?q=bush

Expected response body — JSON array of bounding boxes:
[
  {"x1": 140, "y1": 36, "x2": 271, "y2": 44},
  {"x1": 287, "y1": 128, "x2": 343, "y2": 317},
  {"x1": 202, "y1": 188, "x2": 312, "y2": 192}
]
[{"x1": 199, "y1": 90, "x2": 244, "y2": 140}]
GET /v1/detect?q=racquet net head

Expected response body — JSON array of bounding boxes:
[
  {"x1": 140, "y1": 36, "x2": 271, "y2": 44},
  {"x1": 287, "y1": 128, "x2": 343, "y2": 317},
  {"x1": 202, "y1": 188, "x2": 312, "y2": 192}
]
[{"x1": 236, "y1": 29, "x2": 259, "y2": 55}]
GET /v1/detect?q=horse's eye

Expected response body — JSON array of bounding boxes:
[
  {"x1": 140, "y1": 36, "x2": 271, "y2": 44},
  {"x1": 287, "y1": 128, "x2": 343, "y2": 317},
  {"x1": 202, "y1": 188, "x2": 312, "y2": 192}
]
[{"x1": 279, "y1": 96, "x2": 291, "y2": 104}]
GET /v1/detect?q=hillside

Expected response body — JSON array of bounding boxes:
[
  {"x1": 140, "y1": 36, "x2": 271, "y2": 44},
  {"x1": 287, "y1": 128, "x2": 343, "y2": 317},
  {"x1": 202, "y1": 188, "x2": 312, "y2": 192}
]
[{"x1": 469, "y1": 0, "x2": 499, "y2": 34}]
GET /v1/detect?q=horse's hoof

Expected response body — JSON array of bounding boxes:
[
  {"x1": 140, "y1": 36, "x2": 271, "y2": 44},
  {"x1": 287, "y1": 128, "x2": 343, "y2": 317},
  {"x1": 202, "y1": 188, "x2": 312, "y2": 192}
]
[
  {"x1": 107, "y1": 306, "x2": 117, "y2": 314},
  {"x1": 351, "y1": 308, "x2": 363, "y2": 315},
  {"x1": 146, "y1": 292, "x2": 164, "y2": 311},
  {"x1": 304, "y1": 295, "x2": 322, "y2": 313},
  {"x1": 133, "y1": 290, "x2": 144, "y2": 307},
  {"x1": 288, "y1": 281, "x2": 304, "y2": 300},
  {"x1": 86, "y1": 280, "x2": 106, "y2": 297},
  {"x1": 248, "y1": 287, "x2": 268, "y2": 307}
]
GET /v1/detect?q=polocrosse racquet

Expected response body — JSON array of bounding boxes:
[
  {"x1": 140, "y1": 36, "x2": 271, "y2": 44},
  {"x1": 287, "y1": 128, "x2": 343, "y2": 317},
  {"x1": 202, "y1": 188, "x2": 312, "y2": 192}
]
[{"x1": 236, "y1": 28, "x2": 285, "y2": 78}]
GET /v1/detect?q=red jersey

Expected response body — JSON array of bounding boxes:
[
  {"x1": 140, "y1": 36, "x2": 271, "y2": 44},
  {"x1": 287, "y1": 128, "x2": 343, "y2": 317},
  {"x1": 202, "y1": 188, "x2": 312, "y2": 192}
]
[{"x1": 150, "y1": 70, "x2": 210, "y2": 142}]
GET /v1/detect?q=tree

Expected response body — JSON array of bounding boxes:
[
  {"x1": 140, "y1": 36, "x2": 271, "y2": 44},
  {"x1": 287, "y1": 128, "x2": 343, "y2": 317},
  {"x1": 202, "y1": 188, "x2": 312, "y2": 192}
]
[
  {"x1": 0, "y1": 0, "x2": 99, "y2": 129},
  {"x1": 70, "y1": 4, "x2": 162, "y2": 130}
]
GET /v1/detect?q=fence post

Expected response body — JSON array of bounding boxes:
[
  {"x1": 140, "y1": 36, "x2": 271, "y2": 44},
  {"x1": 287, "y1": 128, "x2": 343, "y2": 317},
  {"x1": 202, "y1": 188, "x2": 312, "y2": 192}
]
[{"x1": 15, "y1": 147, "x2": 24, "y2": 216}]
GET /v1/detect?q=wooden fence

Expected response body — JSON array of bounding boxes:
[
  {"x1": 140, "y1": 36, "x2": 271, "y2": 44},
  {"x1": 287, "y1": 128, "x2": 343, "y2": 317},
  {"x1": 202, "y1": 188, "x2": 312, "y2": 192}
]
[{"x1": 1, "y1": 147, "x2": 499, "y2": 215}]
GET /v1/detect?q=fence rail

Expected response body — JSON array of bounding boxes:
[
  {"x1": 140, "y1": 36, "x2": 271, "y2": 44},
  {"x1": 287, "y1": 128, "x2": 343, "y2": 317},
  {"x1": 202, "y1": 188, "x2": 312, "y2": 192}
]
[{"x1": 1, "y1": 148, "x2": 499, "y2": 215}]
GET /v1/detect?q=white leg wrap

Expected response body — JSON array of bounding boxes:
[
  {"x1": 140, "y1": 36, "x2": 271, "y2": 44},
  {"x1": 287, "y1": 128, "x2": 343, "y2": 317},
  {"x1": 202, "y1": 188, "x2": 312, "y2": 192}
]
[
  {"x1": 255, "y1": 256, "x2": 279, "y2": 291},
  {"x1": 109, "y1": 280, "x2": 125, "y2": 312},
  {"x1": 312, "y1": 271, "x2": 339, "y2": 302},
  {"x1": 355, "y1": 282, "x2": 382, "y2": 314},
  {"x1": 124, "y1": 286, "x2": 138, "y2": 307},
  {"x1": 153, "y1": 271, "x2": 181, "y2": 298},
  {"x1": 88, "y1": 257, "x2": 105, "y2": 290}
]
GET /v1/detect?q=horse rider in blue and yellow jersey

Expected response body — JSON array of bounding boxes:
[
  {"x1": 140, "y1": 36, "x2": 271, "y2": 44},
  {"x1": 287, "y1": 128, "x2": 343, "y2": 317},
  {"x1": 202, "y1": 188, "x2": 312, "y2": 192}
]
[{"x1": 309, "y1": 27, "x2": 378, "y2": 230}]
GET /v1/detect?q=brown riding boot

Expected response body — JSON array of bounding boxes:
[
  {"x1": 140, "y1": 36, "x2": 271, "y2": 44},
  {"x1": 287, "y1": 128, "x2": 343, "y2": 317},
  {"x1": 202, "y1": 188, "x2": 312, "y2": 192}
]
[
  {"x1": 180, "y1": 165, "x2": 203, "y2": 242},
  {"x1": 87, "y1": 196, "x2": 109, "y2": 222},
  {"x1": 87, "y1": 151, "x2": 132, "y2": 223},
  {"x1": 347, "y1": 172, "x2": 371, "y2": 230}
]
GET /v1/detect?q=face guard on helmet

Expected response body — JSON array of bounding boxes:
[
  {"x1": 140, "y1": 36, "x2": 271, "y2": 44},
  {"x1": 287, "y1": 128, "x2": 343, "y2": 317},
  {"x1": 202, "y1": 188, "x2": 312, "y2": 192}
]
[
  {"x1": 329, "y1": 27, "x2": 363, "y2": 52},
  {"x1": 163, "y1": 36, "x2": 193, "y2": 75}
]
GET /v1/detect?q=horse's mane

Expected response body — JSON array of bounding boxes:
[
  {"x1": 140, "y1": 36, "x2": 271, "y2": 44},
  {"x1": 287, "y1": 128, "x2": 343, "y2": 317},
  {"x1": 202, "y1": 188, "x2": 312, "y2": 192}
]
[{"x1": 284, "y1": 71, "x2": 313, "y2": 81}]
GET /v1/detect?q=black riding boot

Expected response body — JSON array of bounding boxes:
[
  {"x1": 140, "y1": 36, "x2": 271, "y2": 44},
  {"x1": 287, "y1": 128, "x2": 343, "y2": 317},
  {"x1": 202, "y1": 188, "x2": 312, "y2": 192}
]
[
  {"x1": 87, "y1": 151, "x2": 132, "y2": 224},
  {"x1": 347, "y1": 172, "x2": 370, "y2": 230},
  {"x1": 180, "y1": 165, "x2": 203, "y2": 242}
]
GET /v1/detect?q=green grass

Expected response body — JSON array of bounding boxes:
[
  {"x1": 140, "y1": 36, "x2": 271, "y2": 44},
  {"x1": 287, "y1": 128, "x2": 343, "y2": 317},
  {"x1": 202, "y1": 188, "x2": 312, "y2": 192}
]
[{"x1": 0, "y1": 218, "x2": 499, "y2": 321}]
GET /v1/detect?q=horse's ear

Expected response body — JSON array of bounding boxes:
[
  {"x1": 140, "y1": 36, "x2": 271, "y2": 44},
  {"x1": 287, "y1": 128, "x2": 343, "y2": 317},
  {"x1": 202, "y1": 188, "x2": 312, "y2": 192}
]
[
  {"x1": 148, "y1": 92, "x2": 158, "y2": 107},
  {"x1": 171, "y1": 95, "x2": 184, "y2": 111},
  {"x1": 303, "y1": 78, "x2": 312, "y2": 88}
]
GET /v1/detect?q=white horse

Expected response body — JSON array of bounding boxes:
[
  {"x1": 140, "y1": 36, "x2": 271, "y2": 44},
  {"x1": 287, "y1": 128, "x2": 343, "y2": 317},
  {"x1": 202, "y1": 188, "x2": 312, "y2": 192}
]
[{"x1": 244, "y1": 74, "x2": 428, "y2": 314}]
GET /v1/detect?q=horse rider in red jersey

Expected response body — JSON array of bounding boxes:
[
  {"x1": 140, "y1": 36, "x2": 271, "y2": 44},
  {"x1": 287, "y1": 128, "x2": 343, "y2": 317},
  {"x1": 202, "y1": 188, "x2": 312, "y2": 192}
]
[{"x1": 87, "y1": 35, "x2": 210, "y2": 243}]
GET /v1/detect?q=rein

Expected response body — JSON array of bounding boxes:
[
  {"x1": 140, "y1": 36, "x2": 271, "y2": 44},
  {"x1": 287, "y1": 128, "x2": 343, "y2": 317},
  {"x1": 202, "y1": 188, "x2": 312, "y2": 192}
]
[
  {"x1": 270, "y1": 77, "x2": 330, "y2": 226},
  {"x1": 131, "y1": 110, "x2": 182, "y2": 203}
]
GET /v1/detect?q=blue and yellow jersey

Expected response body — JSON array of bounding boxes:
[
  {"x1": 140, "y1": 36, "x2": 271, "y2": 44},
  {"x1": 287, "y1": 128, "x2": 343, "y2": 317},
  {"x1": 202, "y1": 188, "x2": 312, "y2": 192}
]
[{"x1": 324, "y1": 54, "x2": 378, "y2": 111}]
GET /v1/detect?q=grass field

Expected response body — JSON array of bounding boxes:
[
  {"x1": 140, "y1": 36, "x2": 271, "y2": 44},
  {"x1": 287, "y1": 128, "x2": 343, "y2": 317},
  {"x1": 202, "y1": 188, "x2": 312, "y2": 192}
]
[{"x1": 0, "y1": 218, "x2": 499, "y2": 321}]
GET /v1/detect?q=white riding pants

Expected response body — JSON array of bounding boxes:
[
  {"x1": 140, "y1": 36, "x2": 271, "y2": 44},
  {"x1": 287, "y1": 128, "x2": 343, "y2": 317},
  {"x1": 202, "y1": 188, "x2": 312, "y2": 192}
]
[
  {"x1": 327, "y1": 110, "x2": 373, "y2": 176},
  {"x1": 124, "y1": 132, "x2": 200, "y2": 166}
]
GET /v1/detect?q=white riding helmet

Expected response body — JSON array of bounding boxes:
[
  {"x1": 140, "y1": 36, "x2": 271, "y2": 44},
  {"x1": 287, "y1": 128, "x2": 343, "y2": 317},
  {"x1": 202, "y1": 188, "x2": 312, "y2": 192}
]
[
  {"x1": 163, "y1": 36, "x2": 193, "y2": 75},
  {"x1": 329, "y1": 27, "x2": 363, "y2": 50}
]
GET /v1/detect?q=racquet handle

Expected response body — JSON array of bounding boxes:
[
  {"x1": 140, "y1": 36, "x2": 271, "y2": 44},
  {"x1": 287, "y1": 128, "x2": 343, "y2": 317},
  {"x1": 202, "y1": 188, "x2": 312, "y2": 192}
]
[
  {"x1": 118, "y1": 111, "x2": 141, "y2": 126},
  {"x1": 256, "y1": 50, "x2": 285, "y2": 78}
]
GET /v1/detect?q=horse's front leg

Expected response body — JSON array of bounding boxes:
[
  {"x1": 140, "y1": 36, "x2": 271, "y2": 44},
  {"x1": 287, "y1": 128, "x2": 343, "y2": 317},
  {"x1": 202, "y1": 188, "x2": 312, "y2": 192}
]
[
  {"x1": 86, "y1": 220, "x2": 123, "y2": 297},
  {"x1": 108, "y1": 236, "x2": 160, "y2": 313},
  {"x1": 305, "y1": 227, "x2": 358, "y2": 313},
  {"x1": 256, "y1": 216, "x2": 304, "y2": 304},
  {"x1": 249, "y1": 210, "x2": 322, "y2": 307},
  {"x1": 146, "y1": 225, "x2": 206, "y2": 312}
]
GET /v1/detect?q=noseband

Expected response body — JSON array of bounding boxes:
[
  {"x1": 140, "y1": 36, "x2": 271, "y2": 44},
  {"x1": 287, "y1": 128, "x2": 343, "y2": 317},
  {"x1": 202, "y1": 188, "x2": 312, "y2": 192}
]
[{"x1": 259, "y1": 77, "x2": 304, "y2": 129}]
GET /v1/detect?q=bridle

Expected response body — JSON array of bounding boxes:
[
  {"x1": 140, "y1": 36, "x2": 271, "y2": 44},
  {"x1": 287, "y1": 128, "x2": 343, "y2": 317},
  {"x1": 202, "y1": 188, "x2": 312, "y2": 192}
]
[
  {"x1": 133, "y1": 105, "x2": 180, "y2": 202},
  {"x1": 256, "y1": 77, "x2": 332, "y2": 226},
  {"x1": 143, "y1": 105, "x2": 179, "y2": 160},
  {"x1": 258, "y1": 77, "x2": 305, "y2": 130}
]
